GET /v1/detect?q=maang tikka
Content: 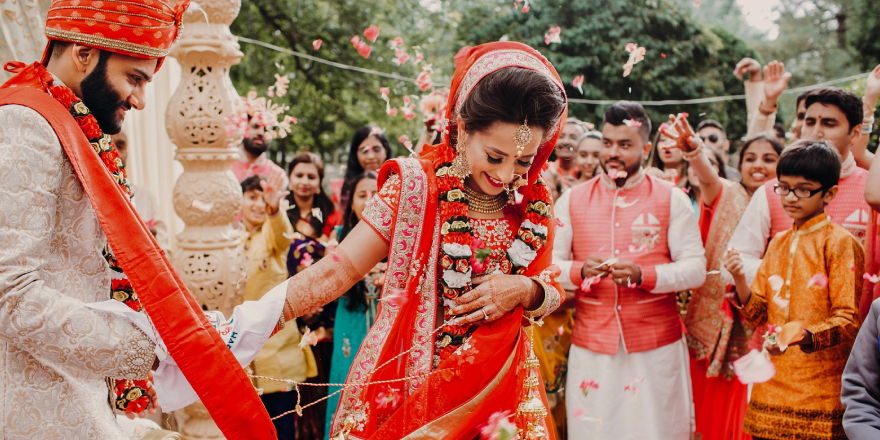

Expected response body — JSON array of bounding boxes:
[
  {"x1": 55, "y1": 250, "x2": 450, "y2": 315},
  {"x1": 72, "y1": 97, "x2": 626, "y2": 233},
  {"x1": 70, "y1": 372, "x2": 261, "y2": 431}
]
[{"x1": 513, "y1": 117, "x2": 532, "y2": 157}]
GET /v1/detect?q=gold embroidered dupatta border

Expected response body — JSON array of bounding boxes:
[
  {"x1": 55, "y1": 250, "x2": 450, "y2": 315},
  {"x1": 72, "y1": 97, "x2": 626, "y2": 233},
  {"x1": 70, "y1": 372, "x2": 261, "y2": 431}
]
[
  {"x1": 400, "y1": 338, "x2": 518, "y2": 440},
  {"x1": 331, "y1": 158, "x2": 437, "y2": 435},
  {"x1": 685, "y1": 179, "x2": 751, "y2": 376}
]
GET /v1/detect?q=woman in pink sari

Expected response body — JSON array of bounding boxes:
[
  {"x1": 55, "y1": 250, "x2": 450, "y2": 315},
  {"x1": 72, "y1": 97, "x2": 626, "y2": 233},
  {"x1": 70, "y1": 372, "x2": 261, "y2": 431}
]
[{"x1": 279, "y1": 42, "x2": 567, "y2": 440}]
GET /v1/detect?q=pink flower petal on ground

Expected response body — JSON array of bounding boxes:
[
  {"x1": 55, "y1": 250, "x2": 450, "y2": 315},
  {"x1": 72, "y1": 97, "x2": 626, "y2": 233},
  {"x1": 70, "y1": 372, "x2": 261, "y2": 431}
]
[
  {"x1": 807, "y1": 273, "x2": 828, "y2": 288},
  {"x1": 733, "y1": 349, "x2": 776, "y2": 384},
  {"x1": 299, "y1": 327, "x2": 319, "y2": 349},
  {"x1": 363, "y1": 25, "x2": 380, "y2": 42},
  {"x1": 312, "y1": 39, "x2": 322, "y2": 50}
]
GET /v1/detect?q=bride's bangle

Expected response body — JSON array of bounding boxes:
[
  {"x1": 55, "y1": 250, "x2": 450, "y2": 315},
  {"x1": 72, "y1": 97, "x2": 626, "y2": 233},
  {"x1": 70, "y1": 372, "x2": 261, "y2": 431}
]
[{"x1": 524, "y1": 277, "x2": 558, "y2": 319}]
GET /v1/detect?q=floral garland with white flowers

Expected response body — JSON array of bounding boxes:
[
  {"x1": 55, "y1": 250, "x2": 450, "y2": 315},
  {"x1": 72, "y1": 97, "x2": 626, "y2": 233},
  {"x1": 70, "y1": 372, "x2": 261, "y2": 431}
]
[{"x1": 433, "y1": 141, "x2": 553, "y2": 360}]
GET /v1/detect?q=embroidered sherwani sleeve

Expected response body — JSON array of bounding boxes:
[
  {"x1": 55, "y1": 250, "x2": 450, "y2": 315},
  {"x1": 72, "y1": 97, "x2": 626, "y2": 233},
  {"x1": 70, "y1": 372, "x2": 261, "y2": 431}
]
[
  {"x1": 804, "y1": 234, "x2": 864, "y2": 353},
  {"x1": 551, "y1": 189, "x2": 579, "y2": 291},
  {"x1": 648, "y1": 188, "x2": 706, "y2": 293},
  {"x1": 0, "y1": 105, "x2": 153, "y2": 379},
  {"x1": 722, "y1": 186, "x2": 771, "y2": 286}
]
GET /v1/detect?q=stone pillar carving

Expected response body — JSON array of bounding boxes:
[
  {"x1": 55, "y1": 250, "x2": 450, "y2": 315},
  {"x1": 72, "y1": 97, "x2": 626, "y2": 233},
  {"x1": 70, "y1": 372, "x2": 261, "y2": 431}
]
[{"x1": 166, "y1": 1, "x2": 245, "y2": 438}]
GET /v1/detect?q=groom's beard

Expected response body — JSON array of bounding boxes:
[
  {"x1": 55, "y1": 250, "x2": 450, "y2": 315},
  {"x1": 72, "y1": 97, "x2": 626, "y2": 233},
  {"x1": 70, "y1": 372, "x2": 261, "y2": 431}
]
[{"x1": 80, "y1": 56, "x2": 128, "y2": 135}]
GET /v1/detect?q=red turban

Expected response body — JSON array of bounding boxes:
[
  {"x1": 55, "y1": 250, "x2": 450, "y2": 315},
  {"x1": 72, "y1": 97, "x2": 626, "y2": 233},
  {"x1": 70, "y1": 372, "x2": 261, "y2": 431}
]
[{"x1": 41, "y1": 0, "x2": 191, "y2": 71}]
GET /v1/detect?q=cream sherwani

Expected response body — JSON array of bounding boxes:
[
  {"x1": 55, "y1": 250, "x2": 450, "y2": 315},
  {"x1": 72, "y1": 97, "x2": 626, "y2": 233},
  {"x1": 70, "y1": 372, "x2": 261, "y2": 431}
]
[{"x1": 0, "y1": 104, "x2": 155, "y2": 439}]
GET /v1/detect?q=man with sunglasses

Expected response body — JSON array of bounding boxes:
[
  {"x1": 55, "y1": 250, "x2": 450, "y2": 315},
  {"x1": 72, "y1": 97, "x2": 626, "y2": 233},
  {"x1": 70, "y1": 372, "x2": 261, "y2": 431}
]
[
  {"x1": 696, "y1": 119, "x2": 742, "y2": 182},
  {"x1": 722, "y1": 87, "x2": 873, "y2": 318}
]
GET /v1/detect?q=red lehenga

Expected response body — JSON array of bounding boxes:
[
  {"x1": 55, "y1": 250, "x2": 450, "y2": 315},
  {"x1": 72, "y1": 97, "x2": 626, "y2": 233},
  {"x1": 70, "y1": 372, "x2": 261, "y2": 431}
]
[
  {"x1": 327, "y1": 42, "x2": 567, "y2": 440},
  {"x1": 685, "y1": 180, "x2": 753, "y2": 440}
]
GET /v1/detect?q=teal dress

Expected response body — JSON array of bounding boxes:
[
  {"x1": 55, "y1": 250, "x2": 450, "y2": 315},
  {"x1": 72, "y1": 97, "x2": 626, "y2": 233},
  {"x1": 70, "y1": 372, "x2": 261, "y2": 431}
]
[{"x1": 323, "y1": 272, "x2": 382, "y2": 438}]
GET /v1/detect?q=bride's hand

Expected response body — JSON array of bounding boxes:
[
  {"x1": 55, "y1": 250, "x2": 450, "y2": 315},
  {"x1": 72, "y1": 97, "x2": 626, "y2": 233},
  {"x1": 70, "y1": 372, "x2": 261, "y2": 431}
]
[{"x1": 448, "y1": 274, "x2": 536, "y2": 325}]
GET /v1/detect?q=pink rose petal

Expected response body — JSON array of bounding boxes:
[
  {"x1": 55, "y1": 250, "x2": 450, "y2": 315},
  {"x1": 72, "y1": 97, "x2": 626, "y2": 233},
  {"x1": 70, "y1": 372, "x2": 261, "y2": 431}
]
[
  {"x1": 312, "y1": 39, "x2": 322, "y2": 50},
  {"x1": 363, "y1": 25, "x2": 380, "y2": 43},
  {"x1": 807, "y1": 273, "x2": 828, "y2": 289}
]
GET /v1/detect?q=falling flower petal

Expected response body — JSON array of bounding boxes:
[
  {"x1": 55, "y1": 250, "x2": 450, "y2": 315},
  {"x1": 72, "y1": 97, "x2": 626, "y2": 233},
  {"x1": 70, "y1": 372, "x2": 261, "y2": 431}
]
[
  {"x1": 607, "y1": 169, "x2": 628, "y2": 180},
  {"x1": 544, "y1": 26, "x2": 562, "y2": 46},
  {"x1": 572, "y1": 75, "x2": 585, "y2": 95},
  {"x1": 363, "y1": 25, "x2": 380, "y2": 43},
  {"x1": 555, "y1": 218, "x2": 565, "y2": 228},
  {"x1": 622, "y1": 119, "x2": 642, "y2": 128},
  {"x1": 733, "y1": 349, "x2": 775, "y2": 384},
  {"x1": 311, "y1": 207, "x2": 323, "y2": 223},
  {"x1": 479, "y1": 410, "x2": 517, "y2": 440},
  {"x1": 557, "y1": 325, "x2": 565, "y2": 336},
  {"x1": 380, "y1": 87, "x2": 390, "y2": 98},
  {"x1": 808, "y1": 273, "x2": 828, "y2": 289},
  {"x1": 329, "y1": 253, "x2": 341, "y2": 262},
  {"x1": 387, "y1": 107, "x2": 399, "y2": 117},
  {"x1": 707, "y1": 270, "x2": 721, "y2": 275},
  {"x1": 398, "y1": 135, "x2": 409, "y2": 143},
  {"x1": 850, "y1": 264, "x2": 856, "y2": 272},
  {"x1": 768, "y1": 275, "x2": 784, "y2": 294},
  {"x1": 416, "y1": 65, "x2": 433, "y2": 91},
  {"x1": 572, "y1": 407, "x2": 586, "y2": 418},
  {"x1": 312, "y1": 39, "x2": 322, "y2": 50},
  {"x1": 381, "y1": 288, "x2": 408, "y2": 308},
  {"x1": 864, "y1": 273, "x2": 880, "y2": 283},
  {"x1": 300, "y1": 252, "x2": 314, "y2": 268},
  {"x1": 623, "y1": 377, "x2": 645, "y2": 400},
  {"x1": 299, "y1": 327, "x2": 319, "y2": 349},
  {"x1": 192, "y1": 200, "x2": 213, "y2": 212},
  {"x1": 390, "y1": 36, "x2": 404, "y2": 48},
  {"x1": 661, "y1": 53, "x2": 666, "y2": 58},
  {"x1": 772, "y1": 292, "x2": 789, "y2": 309},
  {"x1": 376, "y1": 385, "x2": 402, "y2": 409},
  {"x1": 579, "y1": 379, "x2": 599, "y2": 396},
  {"x1": 580, "y1": 275, "x2": 602, "y2": 292},
  {"x1": 681, "y1": 187, "x2": 691, "y2": 195}
]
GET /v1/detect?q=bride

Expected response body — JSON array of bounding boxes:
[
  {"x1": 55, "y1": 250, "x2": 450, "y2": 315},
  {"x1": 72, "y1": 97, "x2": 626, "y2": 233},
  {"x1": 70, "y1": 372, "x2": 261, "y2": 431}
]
[{"x1": 277, "y1": 42, "x2": 568, "y2": 439}]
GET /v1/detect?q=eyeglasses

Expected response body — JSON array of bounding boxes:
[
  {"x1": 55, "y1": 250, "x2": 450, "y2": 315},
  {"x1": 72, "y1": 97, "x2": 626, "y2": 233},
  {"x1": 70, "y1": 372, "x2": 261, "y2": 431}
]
[
  {"x1": 773, "y1": 184, "x2": 825, "y2": 199},
  {"x1": 699, "y1": 134, "x2": 719, "y2": 144}
]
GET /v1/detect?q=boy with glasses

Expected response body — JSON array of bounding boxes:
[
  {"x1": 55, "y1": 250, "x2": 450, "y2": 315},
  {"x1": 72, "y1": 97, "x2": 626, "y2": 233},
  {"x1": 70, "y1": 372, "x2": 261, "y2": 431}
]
[{"x1": 724, "y1": 140, "x2": 864, "y2": 440}]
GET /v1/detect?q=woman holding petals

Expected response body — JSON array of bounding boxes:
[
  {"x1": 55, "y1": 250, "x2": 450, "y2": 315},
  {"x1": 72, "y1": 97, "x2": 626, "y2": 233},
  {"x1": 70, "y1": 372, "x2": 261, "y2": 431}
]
[
  {"x1": 276, "y1": 42, "x2": 566, "y2": 440},
  {"x1": 663, "y1": 114, "x2": 753, "y2": 440}
]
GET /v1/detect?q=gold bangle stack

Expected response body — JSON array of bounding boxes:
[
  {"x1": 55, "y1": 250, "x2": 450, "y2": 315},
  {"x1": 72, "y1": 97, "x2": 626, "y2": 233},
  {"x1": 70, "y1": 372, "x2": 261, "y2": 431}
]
[
  {"x1": 524, "y1": 277, "x2": 556, "y2": 319},
  {"x1": 463, "y1": 184, "x2": 508, "y2": 214}
]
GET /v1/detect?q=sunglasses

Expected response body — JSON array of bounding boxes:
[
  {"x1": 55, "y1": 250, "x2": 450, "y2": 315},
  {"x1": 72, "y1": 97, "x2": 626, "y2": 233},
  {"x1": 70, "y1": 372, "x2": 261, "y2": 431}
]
[{"x1": 699, "y1": 134, "x2": 719, "y2": 143}]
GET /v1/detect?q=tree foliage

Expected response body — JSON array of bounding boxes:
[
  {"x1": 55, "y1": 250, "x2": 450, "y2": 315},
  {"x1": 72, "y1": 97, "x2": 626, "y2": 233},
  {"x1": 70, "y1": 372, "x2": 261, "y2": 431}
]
[
  {"x1": 456, "y1": 0, "x2": 758, "y2": 144},
  {"x1": 229, "y1": 0, "x2": 760, "y2": 164}
]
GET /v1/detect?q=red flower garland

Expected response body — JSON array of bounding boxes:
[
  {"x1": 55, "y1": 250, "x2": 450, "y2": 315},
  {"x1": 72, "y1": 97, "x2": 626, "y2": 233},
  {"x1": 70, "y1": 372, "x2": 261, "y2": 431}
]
[
  {"x1": 31, "y1": 63, "x2": 149, "y2": 412},
  {"x1": 434, "y1": 141, "x2": 553, "y2": 360}
]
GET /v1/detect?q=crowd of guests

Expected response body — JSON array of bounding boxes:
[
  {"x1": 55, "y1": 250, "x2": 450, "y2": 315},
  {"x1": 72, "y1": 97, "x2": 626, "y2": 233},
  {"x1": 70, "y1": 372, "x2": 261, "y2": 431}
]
[{"x1": 152, "y1": 57, "x2": 880, "y2": 440}]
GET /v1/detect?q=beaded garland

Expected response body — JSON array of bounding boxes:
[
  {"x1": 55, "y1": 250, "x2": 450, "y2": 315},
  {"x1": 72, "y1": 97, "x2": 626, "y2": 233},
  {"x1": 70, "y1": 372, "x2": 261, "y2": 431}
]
[
  {"x1": 33, "y1": 63, "x2": 151, "y2": 413},
  {"x1": 433, "y1": 140, "x2": 553, "y2": 359}
]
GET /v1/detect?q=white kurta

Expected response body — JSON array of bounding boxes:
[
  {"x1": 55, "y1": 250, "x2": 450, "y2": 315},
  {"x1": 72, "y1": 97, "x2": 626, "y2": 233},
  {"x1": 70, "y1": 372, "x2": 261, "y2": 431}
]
[
  {"x1": 0, "y1": 104, "x2": 155, "y2": 439},
  {"x1": 552, "y1": 174, "x2": 704, "y2": 440}
]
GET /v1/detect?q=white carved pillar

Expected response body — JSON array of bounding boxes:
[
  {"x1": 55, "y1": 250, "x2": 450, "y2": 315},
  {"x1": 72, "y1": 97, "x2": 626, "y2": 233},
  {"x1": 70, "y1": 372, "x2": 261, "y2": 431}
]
[{"x1": 166, "y1": 1, "x2": 246, "y2": 438}]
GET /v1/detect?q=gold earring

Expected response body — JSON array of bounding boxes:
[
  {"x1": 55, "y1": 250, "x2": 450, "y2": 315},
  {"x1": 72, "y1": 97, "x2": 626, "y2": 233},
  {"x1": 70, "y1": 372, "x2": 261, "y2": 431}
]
[{"x1": 449, "y1": 143, "x2": 471, "y2": 180}]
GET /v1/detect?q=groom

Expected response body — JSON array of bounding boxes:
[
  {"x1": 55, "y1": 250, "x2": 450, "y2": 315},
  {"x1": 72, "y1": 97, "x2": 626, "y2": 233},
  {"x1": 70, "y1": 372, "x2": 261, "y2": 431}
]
[{"x1": 0, "y1": 1, "x2": 275, "y2": 439}]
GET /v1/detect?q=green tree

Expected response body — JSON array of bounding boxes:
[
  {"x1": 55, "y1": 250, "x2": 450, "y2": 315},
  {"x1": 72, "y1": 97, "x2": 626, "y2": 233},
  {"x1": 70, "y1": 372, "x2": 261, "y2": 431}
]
[
  {"x1": 850, "y1": 0, "x2": 880, "y2": 70},
  {"x1": 456, "y1": 0, "x2": 758, "y2": 146}
]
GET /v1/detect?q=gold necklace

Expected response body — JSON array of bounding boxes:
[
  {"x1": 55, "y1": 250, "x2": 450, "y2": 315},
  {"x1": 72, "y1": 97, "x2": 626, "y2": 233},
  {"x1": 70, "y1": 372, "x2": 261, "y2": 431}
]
[{"x1": 463, "y1": 185, "x2": 508, "y2": 214}]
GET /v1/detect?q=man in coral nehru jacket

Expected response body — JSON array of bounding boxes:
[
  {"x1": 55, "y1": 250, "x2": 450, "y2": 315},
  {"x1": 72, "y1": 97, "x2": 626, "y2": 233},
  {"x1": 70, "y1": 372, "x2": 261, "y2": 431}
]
[
  {"x1": 553, "y1": 101, "x2": 706, "y2": 439},
  {"x1": 0, "y1": 1, "x2": 276, "y2": 439}
]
